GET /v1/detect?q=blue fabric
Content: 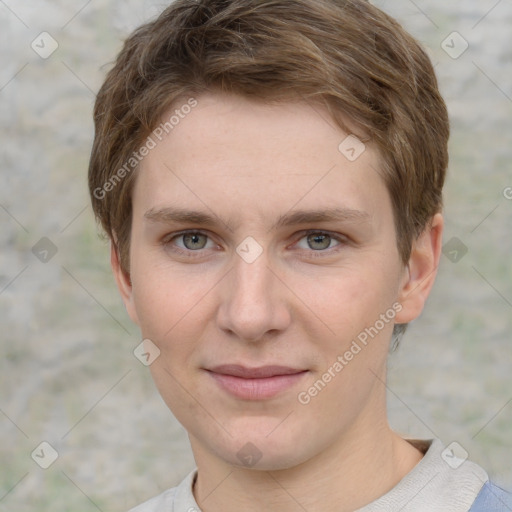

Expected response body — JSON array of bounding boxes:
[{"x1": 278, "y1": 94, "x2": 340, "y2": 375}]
[{"x1": 469, "y1": 481, "x2": 512, "y2": 511}]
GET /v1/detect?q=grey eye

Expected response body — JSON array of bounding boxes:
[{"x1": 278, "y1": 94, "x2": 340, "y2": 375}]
[
  {"x1": 307, "y1": 233, "x2": 332, "y2": 250},
  {"x1": 182, "y1": 233, "x2": 208, "y2": 250}
]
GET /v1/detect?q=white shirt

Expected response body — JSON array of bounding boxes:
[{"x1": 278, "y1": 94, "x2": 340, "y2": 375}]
[{"x1": 128, "y1": 439, "x2": 489, "y2": 512}]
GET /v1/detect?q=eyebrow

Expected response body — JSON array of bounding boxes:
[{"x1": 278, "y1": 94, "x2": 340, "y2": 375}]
[{"x1": 143, "y1": 206, "x2": 371, "y2": 231}]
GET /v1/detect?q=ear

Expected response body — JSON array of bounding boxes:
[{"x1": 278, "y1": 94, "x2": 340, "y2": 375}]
[
  {"x1": 110, "y1": 241, "x2": 140, "y2": 326},
  {"x1": 395, "y1": 213, "x2": 444, "y2": 324}
]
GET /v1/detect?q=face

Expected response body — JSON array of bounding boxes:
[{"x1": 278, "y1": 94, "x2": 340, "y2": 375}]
[{"x1": 113, "y1": 92, "x2": 439, "y2": 471}]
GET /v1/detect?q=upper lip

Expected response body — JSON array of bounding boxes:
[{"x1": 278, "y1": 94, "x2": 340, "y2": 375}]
[{"x1": 207, "y1": 365, "x2": 306, "y2": 379}]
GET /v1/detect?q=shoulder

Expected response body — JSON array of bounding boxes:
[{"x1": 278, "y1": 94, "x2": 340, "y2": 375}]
[
  {"x1": 127, "y1": 487, "x2": 177, "y2": 512},
  {"x1": 126, "y1": 469, "x2": 199, "y2": 512},
  {"x1": 469, "y1": 481, "x2": 512, "y2": 512},
  {"x1": 360, "y1": 438, "x2": 504, "y2": 512}
]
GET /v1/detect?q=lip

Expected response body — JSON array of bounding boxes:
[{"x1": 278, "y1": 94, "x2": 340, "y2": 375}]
[{"x1": 206, "y1": 365, "x2": 308, "y2": 400}]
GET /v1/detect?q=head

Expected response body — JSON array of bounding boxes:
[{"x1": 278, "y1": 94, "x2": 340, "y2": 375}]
[{"x1": 88, "y1": 0, "x2": 448, "y2": 470}]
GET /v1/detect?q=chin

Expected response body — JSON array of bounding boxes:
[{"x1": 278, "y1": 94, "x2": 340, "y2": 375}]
[{"x1": 209, "y1": 425, "x2": 317, "y2": 471}]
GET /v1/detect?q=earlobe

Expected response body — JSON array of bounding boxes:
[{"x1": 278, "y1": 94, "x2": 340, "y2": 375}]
[
  {"x1": 395, "y1": 213, "x2": 444, "y2": 324},
  {"x1": 110, "y1": 241, "x2": 140, "y2": 325}
]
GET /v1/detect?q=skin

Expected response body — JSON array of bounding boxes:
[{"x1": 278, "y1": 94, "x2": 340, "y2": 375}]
[{"x1": 112, "y1": 92, "x2": 443, "y2": 512}]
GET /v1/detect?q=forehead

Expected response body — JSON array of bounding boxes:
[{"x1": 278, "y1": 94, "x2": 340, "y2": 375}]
[{"x1": 134, "y1": 92, "x2": 391, "y2": 227}]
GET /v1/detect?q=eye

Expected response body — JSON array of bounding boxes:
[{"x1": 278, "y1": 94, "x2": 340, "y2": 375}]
[
  {"x1": 163, "y1": 231, "x2": 216, "y2": 253},
  {"x1": 180, "y1": 232, "x2": 209, "y2": 250},
  {"x1": 295, "y1": 232, "x2": 342, "y2": 251}
]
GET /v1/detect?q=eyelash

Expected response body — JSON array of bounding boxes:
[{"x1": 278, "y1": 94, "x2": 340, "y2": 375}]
[{"x1": 162, "y1": 229, "x2": 348, "y2": 259}]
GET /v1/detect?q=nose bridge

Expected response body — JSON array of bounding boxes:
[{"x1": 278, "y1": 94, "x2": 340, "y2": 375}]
[
  {"x1": 234, "y1": 254, "x2": 271, "y2": 303},
  {"x1": 217, "y1": 249, "x2": 290, "y2": 341}
]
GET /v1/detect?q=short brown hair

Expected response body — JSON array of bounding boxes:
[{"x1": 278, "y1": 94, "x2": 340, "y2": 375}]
[{"x1": 88, "y1": 0, "x2": 449, "y2": 275}]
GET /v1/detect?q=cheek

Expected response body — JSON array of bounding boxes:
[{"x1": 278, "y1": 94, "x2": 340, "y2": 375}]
[
  {"x1": 132, "y1": 266, "x2": 211, "y2": 400},
  {"x1": 130, "y1": 255, "x2": 212, "y2": 343},
  {"x1": 300, "y1": 262, "x2": 398, "y2": 339},
  {"x1": 131, "y1": 273, "x2": 171, "y2": 339},
  {"x1": 296, "y1": 266, "x2": 400, "y2": 409}
]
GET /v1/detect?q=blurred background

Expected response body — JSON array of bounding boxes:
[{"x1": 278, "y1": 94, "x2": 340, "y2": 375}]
[{"x1": 0, "y1": 0, "x2": 511, "y2": 510}]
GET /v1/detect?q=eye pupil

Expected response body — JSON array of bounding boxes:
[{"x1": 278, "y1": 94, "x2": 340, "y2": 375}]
[
  {"x1": 307, "y1": 233, "x2": 331, "y2": 250},
  {"x1": 183, "y1": 233, "x2": 207, "y2": 250}
]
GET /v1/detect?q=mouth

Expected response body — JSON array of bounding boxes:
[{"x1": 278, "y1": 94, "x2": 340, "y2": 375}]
[{"x1": 205, "y1": 364, "x2": 308, "y2": 400}]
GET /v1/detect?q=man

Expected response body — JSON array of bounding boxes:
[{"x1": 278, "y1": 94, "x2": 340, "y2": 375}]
[{"x1": 88, "y1": 1, "x2": 511, "y2": 510}]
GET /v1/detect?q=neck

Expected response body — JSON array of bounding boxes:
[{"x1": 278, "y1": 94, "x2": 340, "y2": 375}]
[{"x1": 191, "y1": 416, "x2": 423, "y2": 512}]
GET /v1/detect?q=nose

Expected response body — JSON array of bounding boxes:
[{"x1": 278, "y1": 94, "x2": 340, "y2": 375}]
[{"x1": 216, "y1": 252, "x2": 292, "y2": 343}]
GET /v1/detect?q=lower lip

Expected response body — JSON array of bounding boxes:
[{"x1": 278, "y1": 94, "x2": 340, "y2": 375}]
[{"x1": 207, "y1": 371, "x2": 308, "y2": 400}]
